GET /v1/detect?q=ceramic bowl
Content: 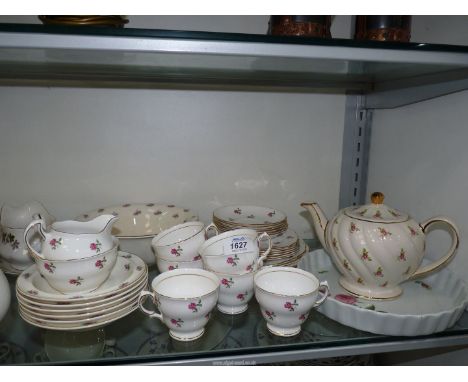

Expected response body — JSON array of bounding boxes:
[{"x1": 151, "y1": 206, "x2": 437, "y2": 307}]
[
  {"x1": 152, "y1": 222, "x2": 210, "y2": 262},
  {"x1": 25, "y1": 215, "x2": 118, "y2": 261},
  {"x1": 1, "y1": 201, "x2": 54, "y2": 229},
  {"x1": 155, "y1": 256, "x2": 204, "y2": 273},
  {"x1": 199, "y1": 229, "x2": 271, "y2": 274},
  {"x1": 0, "y1": 201, "x2": 54, "y2": 272},
  {"x1": 77, "y1": 203, "x2": 199, "y2": 266},
  {"x1": 212, "y1": 270, "x2": 255, "y2": 315},
  {"x1": 138, "y1": 269, "x2": 219, "y2": 341},
  {"x1": 35, "y1": 241, "x2": 119, "y2": 295},
  {"x1": 0, "y1": 226, "x2": 40, "y2": 271},
  {"x1": 254, "y1": 266, "x2": 329, "y2": 337}
]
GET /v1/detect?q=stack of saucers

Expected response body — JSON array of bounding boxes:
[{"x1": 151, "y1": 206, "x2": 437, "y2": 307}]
[
  {"x1": 263, "y1": 238, "x2": 309, "y2": 267},
  {"x1": 213, "y1": 205, "x2": 288, "y2": 236},
  {"x1": 269, "y1": 228, "x2": 300, "y2": 257},
  {"x1": 16, "y1": 252, "x2": 147, "y2": 331}
]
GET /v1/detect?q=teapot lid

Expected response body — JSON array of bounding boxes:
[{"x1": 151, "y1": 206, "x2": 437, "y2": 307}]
[{"x1": 344, "y1": 192, "x2": 408, "y2": 223}]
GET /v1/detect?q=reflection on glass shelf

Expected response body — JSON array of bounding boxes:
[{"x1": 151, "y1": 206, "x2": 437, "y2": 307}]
[
  {"x1": 0, "y1": 24, "x2": 467, "y2": 92},
  {"x1": 1, "y1": 241, "x2": 468, "y2": 365}
]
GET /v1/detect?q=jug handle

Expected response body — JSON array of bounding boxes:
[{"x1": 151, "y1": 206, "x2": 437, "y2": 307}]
[
  {"x1": 256, "y1": 232, "x2": 272, "y2": 268},
  {"x1": 24, "y1": 219, "x2": 47, "y2": 260},
  {"x1": 411, "y1": 216, "x2": 460, "y2": 280}
]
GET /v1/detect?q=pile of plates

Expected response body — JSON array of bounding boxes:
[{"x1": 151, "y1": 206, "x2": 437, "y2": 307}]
[
  {"x1": 213, "y1": 205, "x2": 288, "y2": 236},
  {"x1": 16, "y1": 252, "x2": 147, "y2": 331},
  {"x1": 263, "y1": 237, "x2": 309, "y2": 267},
  {"x1": 213, "y1": 205, "x2": 306, "y2": 267}
]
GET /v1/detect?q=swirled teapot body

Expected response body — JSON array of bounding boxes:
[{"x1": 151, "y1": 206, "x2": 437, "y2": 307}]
[{"x1": 302, "y1": 192, "x2": 460, "y2": 299}]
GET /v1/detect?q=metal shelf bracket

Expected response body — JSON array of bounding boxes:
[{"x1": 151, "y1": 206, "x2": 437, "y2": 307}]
[{"x1": 339, "y1": 95, "x2": 373, "y2": 208}]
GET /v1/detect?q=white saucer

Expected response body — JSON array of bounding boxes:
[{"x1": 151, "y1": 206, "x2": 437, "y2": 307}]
[
  {"x1": 18, "y1": 280, "x2": 147, "y2": 318},
  {"x1": 19, "y1": 303, "x2": 139, "y2": 331},
  {"x1": 17, "y1": 277, "x2": 147, "y2": 314},
  {"x1": 298, "y1": 249, "x2": 468, "y2": 336},
  {"x1": 214, "y1": 205, "x2": 287, "y2": 226}
]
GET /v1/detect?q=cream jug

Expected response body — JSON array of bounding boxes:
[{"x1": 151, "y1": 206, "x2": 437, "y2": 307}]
[{"x1": 24, "y1": 214, "x2": 118, "y2": 261}]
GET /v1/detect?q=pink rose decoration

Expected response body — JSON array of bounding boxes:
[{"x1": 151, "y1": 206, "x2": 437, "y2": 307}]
[
  {"x1": 284, "y1": 302, "x2": 293, "y2": 310},
  {"x1": 90, "y1": 243, "x2": 97, "y2": 250},
  {"x1": 170, "y1": 319, "x2": 177, "y2": 325},
  {"x1": 188, "y1": 302, "x2": 196, "y2": 310},
  {"x1": 226, "y1": 257, "x2": 234, "y2": 264},
  {"x1": 335, "y1": 294, "x2": 357, "y2": 305},
  {"x1": 221, "y1": 278, "x2": 229, "y2": 286},
  {"x1": 49, "y1": 239, "x2": 56, "y2": 246}
]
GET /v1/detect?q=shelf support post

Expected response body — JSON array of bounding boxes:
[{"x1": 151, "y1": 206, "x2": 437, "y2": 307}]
[{"x1": 339, "y1": 95, "x2": 372, "y2": 208}]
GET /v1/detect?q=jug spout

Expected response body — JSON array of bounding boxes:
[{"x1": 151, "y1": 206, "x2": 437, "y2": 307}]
[
  {"x1": 300, "y1": 202, "x2": 330, "y2": 252},
  {"x1": 90, "y1": 214, "x2": 119, "y2": 235}
]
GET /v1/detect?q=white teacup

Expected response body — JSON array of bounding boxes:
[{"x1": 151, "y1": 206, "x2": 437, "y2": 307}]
[
  {"x1": 254, "y1": 266, "x2": 329, "y2": 337},
  {"x1": 152, "y1": 222, "x2": 216, "y2": 262},
  {"x1": 138, "y1": 269, "x2": 219, "y2": 341},
  {"x1": 155, "y1": 256, "x2": 204, "y2": 273},
  {"x1": 212, "y1": 270, "x2": 255, "y2": 315},
  {"x1": 199, "y1": 229, "x2": 271, "y2": 274}
]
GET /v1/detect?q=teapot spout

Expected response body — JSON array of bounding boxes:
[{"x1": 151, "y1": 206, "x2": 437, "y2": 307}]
[{"x1": 300, "y1": 202, "x2": 329, "y2": 252}]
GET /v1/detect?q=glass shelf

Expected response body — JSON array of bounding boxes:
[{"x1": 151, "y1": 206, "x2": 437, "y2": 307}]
[
  {"x1": 2, "y1": 241, "x2": 468, "y2": 365},
  {"x1": 0, "y1": 23, "x2": 467, "y2": 95}
]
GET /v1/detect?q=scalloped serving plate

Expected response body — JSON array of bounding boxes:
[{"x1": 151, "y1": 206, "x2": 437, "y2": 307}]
[{"x1": 298, "y1": 249, "x2": 468, "y2": 336}]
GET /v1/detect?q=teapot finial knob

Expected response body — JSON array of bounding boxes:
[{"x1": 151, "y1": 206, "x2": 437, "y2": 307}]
[{"x1": 371, "y1": 192, "x2": 385, "y2": 204}]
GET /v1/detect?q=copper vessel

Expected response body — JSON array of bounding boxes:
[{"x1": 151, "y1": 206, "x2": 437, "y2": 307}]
[
  {"x1": 355, "y1": 16, "x2": 411, "y2": 42},
  {"x1": 268, "y1": 16, "x2": 332, "y2": 38}
]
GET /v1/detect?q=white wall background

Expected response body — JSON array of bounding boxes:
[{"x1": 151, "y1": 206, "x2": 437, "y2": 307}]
[
  {"x1": 0, "y1": 15, "x2": 356, "y2": 236},
  {"x1": 0, "y1": 88, "x2": 345, "y2": 236}
]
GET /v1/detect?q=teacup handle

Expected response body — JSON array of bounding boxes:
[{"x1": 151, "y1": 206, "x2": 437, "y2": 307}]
[
  {"x1": 23, "y1": 219, "x2": 47, "y2": 260},
  {"x1": 205, "y1": 222, "x2": 219, "y2": 239},
  {"x1": 138, "y1": 290, "x2": 163, "y2": 321},
  {"x1": 313, "y1": 281, "x2": 329, "y2": 308},
  {"x1": 256, "y1": 232, "x2": 272, "y2": 267},
  {"x1": 411, "y1": 216, "x2": 460, "y2": 280}
]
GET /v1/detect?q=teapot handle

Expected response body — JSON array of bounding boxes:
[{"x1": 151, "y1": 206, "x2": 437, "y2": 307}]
[
  {"x1": 24, "y1": 219, "x2": 47, "y2": 260},
  {"x1": 411, "y1": 216, "x2": 460, "y2": 280}
]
